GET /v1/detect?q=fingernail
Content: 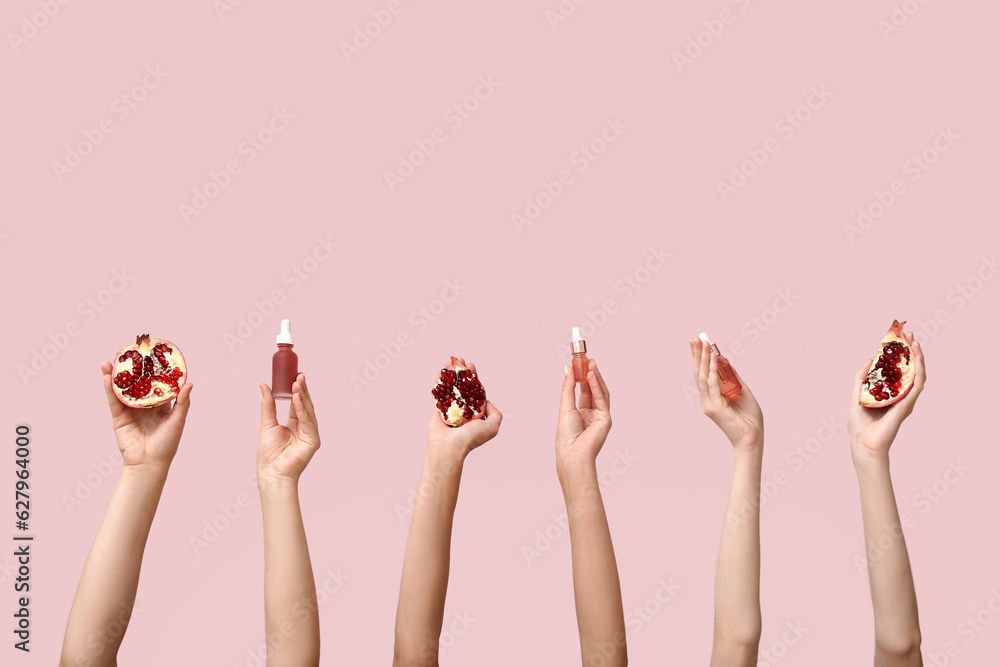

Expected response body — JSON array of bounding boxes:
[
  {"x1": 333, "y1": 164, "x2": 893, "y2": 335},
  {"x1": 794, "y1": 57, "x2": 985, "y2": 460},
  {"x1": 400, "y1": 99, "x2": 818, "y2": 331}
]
[{"x1": 564, "y1": 365, "x2": 570, "y2": 376}]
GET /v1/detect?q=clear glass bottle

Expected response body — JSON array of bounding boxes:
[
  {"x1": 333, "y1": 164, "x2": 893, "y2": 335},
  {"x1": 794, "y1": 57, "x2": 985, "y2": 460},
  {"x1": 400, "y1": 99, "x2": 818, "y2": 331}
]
[{"x1": 699, "y1": 332, "x2": 741, "y2": 398}]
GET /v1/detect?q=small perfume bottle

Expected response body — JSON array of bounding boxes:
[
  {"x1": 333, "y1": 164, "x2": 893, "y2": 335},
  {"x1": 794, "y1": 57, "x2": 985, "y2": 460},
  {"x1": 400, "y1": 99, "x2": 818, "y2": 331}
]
[
  {"x1": 571, "y1": 326, "x2": 589, "y2": 383},
  {"x1": 272, "y1": 319, "x2": 298, "y2": 400},
  {"x1": 699, "y1": 332, "x2": 741, "y2": 398}
]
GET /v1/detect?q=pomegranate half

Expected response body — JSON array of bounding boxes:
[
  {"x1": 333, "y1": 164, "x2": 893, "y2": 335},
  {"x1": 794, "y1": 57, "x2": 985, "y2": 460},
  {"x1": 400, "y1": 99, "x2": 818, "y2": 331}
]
[
  {"x1": 111, "y1": 334, "x2": 187, "y2": 408},
  {"x1": 431, "y1": 357, "x2": 487, "y2": 427},
  {"x1": 859, "y1": 320, "x2": 914, "y2": 408}
]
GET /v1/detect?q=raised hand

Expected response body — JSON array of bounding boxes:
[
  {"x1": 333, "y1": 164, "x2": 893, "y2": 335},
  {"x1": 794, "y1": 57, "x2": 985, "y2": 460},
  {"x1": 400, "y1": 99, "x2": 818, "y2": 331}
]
[
  {"x1": 257, "y1": 371, "x2": 322, "y2": 667},
  {"x1": 848, "y1": 332, "x2": 927, "y2": 464},
  {"x1": 689, "y1": 338, "x2": 764, "y2": 667},
  {"x1": 258, "y1": 373, "x2": 321, "y2": 489},
  {"x1": 426, "y1": 357, "x2": 502, "y2": 462},
  {"x1": 556, "y1": 358, "x2": 612, "y2": 468},
  {"x1": 690, "y1": 339, "x2": 763, "y2": 451},
  {"x1": 554, "y1": 357, "x2": 627, "y2": 667},
  {"x1": 849, "y1": 330, "x2": 926, "y2": 666},
  {"x1": 100, "y1": 360, "x2": 193, "y2": 471},
  {"x1": 394, "y1": 357, "x2": 503, "y2": 666},
  {"x1": 60, "y1": 361, "x2": 193, "y2": 667}
]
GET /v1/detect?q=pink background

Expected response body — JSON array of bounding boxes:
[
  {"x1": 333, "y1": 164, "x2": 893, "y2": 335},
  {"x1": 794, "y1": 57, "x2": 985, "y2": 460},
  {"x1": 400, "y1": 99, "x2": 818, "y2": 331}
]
[{"x1": 3, "y1": 1, "x2": 999, "y2": 665}]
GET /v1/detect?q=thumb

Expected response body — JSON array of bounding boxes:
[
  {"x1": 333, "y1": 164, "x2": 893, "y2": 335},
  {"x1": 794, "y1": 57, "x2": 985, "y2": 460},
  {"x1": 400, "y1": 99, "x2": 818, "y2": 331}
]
[
  {"x1": 559, "y1": 365, "x2": 577, "y2": 416},
  {"x1": 483, "y1": 400, "x2": 503, "y2": 430},
  {"x1": 170, "y1": 383, "x2": 193, "y2": 427},
  {"x1": 853, "y1": 359, "x2": 872, "y2": 403},
  {"x1": 260, "y1": 384, "x2": 278, "y2": 432},
  {"x1": 101, "y1": 361, "x2": 126, "y2": 420}
]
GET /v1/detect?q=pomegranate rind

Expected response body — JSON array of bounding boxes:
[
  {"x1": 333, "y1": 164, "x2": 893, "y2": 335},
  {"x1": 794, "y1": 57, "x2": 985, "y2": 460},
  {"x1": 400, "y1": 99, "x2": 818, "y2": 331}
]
[
  {"x1": 111, "y1": 334, "x2": 187, "y2": 409},
  {"x1": 859, "y1": 320, "x2": 915, "y2": 408},
  {"x1": 432, "y1": 357, "x2": 487, "y2": 427}
]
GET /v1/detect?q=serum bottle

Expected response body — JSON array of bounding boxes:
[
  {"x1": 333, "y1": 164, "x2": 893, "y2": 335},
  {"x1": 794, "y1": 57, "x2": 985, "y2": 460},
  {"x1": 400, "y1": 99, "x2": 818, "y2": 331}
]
[
  {"x1": 272, "y1": 319, "x2": 298, "y2": 400},
  {"x1": 699, "y1": 332, "x2": 742, "y2": 398},
  {"x1": 571, "y1": 327, "x2": 589, "y2": 383}
]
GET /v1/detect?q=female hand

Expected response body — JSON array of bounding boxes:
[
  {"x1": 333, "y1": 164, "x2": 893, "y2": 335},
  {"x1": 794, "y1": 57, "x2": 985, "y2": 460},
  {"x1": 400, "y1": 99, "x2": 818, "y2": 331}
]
[
  {"x1": 426, "y1": 358, "x2": 502, "y2": 462},
  {"x1": 258, "y1": 373, "x2": 321, "y2": 489},
  {"x1": 690, "y1": 338, "x2": 763, "y2": 452},
  {"x1": 556, "y1": 358, "x2": 612, "y2": 470},
  {"x1": 100, "y1": 360, "x2": 193, "y2": 473},
  {"x1": 848, "y1": 332, "x2": 926, "y2": 464}
]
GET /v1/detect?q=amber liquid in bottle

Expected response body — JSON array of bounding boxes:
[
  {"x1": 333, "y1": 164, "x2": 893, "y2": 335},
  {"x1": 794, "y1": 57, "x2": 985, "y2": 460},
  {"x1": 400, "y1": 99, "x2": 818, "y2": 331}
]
[
  {"x1": 272, "y1": 319, "x2": 298, "y2": 400},
  {"x1": 572, "y1": 352, "x2": 589, "y2": 383},
  {"x1": 571, "y1": 327, "x2": 589, "y2": 383},
  {"x1": 272, "y1": 344, "x2": 298, "y2": 399},
  {"x1": 714, "y1": 346, "x2": 742, "y2": 398}
]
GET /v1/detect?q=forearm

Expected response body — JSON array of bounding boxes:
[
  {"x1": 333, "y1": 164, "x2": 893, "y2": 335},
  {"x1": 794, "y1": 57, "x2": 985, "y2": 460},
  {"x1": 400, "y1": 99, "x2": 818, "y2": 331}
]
[
  {"x1": 260, "y1": 481, "x2": 320, "y2": 667},
  {"x1": 394, "y1": 449, "x2": 464, "y2": 666},
  {"x1": 60, "y1": 465, "x2": 167, "y2": 667},
  {"x1": 559, "y1": 459, "x2": 627, "y2": 667},
  {"x1": 855, "y1": 455, "x2": 922, "y2": 663},
  {"x1": 710, "y1": 444, "x2": 763, "y2": 666}
]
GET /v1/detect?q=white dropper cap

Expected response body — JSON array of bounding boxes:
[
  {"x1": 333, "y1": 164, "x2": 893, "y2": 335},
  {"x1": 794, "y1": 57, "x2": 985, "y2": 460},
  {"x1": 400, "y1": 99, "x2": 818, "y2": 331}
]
[
  {"x1": 572, "y1": 326, "x2": 584, "y2": 342},
  {"x1": 698, "y1": 332, "x2": 712, "y2": 345},
  {"x1": 276, "y1": 319, "x2": 294, "y2": 345}
]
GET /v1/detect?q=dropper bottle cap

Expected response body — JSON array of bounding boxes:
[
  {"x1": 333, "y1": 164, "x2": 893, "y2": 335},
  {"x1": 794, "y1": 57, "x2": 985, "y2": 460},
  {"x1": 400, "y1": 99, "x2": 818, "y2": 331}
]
[
  {"x1": 699, "y1": 332, "x2": 721, "y2": 356},
  {"x1": 571, "y1": 326, "x2": 587, "y2": 354},
  {"x1": 276, "y1": 319, "x2": 294, "y2": 345}
]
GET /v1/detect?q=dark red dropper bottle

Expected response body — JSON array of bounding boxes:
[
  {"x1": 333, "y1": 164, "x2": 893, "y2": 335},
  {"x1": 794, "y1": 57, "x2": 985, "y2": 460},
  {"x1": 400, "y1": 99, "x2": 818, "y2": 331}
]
[{"x1": 272, "y1": 319, "x2": 298, "y2": 400}]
